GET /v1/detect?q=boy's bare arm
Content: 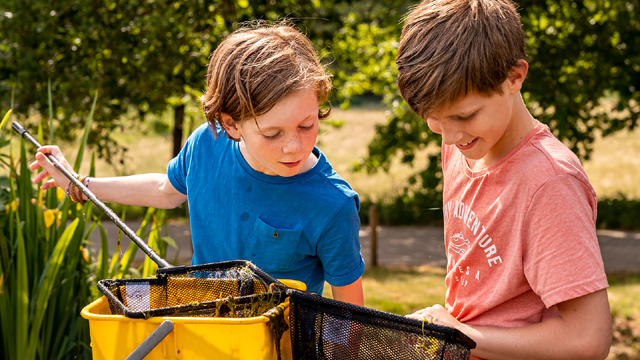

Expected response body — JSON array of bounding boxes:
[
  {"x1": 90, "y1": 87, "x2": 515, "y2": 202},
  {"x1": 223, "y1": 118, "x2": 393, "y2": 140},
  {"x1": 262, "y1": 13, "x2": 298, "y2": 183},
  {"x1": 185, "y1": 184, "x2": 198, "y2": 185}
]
[
  {"x1": 31, "y1": 146, "x2": 187, "y2": 209},
  {"x1": 331, "y1": 276, "x2": 364, "y2": 306},
  {"x1": 409, "y1": 289, "x2": 612, "y2": 360}
]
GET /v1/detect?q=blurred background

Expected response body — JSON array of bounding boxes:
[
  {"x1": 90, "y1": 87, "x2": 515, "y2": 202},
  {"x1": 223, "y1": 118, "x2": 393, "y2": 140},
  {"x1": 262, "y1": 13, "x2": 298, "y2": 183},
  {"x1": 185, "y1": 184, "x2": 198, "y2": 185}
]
[{"x1": 1, "y1": 1, "x2": 640, "y2": 359}]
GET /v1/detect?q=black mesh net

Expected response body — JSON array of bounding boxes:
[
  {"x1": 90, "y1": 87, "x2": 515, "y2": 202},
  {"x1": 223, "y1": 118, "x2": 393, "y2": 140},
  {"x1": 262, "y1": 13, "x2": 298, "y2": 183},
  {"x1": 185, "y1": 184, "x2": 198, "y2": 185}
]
[
  {"x1": 96, "y1": 260, "x2": 476, "y2": 359},
  {"x1": 286, "y1": 289, "x2": 475, "y2": 360},
  {"x1": 97, "y1": 260, "x2": 286, "y2": 319}
]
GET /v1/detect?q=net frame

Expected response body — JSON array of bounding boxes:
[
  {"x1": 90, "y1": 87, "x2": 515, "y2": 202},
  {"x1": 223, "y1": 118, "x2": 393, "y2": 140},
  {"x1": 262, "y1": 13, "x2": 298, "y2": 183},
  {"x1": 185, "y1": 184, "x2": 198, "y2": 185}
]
[
  {"x1": 98, "y1": 260, "x2": 286, "y2": 319},
  {"x1": 286, "y1": 289, "x2": 476, "y2": 360}
]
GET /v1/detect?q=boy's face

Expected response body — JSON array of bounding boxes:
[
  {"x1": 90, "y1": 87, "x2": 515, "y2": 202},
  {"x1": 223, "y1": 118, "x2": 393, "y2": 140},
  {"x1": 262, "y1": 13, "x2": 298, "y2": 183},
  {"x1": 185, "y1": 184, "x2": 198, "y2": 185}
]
[
  {"x1": 424, "y1": 62, "x2": 532, "y2": 169},
  {"x1": 227, "y1": 87, "x2": 319, "y2": 177}
]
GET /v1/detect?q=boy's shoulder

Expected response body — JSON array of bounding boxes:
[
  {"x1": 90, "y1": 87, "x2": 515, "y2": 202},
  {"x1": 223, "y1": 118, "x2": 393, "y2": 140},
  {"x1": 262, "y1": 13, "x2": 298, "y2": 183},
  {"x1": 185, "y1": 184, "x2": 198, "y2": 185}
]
[
  {"x1": 519, "y1": 122, "x2": 591, "y2": 185},
  {"x1": 313, "y1": 148, "x2": 359, "y2": 203}
]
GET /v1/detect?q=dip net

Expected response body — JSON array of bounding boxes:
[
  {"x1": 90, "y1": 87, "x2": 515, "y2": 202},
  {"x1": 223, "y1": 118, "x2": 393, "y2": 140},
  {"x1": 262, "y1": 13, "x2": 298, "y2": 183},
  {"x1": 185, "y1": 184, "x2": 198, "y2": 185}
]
[
  {"x1": 286, "y1": 289, "x2": 475, "y2": 360},
  {"x1": 97, "y1": 260, "x2": 476, "y2": 359},
  {"x1": 97, "y1": 260, "x2": 287, "y2": 319}
]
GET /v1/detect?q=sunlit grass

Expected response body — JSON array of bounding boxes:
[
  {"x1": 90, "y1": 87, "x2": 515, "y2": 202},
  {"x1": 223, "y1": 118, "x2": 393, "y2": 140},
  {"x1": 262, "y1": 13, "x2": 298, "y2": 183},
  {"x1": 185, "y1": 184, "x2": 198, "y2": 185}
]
[
  {"x1": 15, "y1": 103, "x2": 638, "y2": 204},
  {"x1": 324, "y1": 265, "x2": 447, "y2": 315},
  {"x1": 607, "y1": 273, "x2": 640, "y2": 318}
]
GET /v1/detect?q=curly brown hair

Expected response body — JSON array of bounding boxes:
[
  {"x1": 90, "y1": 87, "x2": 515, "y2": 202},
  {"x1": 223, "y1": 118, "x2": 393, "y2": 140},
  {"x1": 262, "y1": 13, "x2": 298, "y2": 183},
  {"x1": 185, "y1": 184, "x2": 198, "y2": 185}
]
[{"x1": 202, "y1": 21, "x2": 332, "y2": 140}]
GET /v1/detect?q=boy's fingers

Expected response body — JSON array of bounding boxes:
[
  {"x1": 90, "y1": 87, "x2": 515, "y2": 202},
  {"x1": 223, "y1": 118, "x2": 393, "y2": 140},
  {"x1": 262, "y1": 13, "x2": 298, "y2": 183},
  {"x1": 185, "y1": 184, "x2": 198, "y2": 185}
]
[
  {"x1": 32, "y1": 170, "x2": 50, "y2": 184},
  {"x1": 41, "y1": 179, "x2": 58, "y2": 190},
  {"x1": 29, "y1": 160, "x2": 42, "y2": 170}
]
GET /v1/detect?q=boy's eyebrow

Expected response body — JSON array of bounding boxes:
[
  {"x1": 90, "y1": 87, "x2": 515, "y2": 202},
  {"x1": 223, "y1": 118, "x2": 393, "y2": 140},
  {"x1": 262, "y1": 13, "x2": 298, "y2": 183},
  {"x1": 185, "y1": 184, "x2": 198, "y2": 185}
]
[
  {"x1": 259, "y1": 114, "x2": 315, "y2": 131},
  {"x1": 448, "y1": 105, "x2": 484, "y2": 120}
]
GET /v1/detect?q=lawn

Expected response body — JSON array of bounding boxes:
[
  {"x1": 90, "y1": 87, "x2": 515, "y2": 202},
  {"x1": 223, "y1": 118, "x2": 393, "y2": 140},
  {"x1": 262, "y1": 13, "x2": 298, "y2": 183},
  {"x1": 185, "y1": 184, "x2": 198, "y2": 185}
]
[{"x1": 40, "y1": 103, "x2": 640, "y2": 202}]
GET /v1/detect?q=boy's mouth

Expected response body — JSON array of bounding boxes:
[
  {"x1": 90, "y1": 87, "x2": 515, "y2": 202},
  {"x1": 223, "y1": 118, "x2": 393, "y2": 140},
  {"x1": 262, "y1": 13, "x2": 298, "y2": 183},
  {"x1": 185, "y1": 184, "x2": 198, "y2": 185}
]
[
  {"x1": 456, "y1": 138, "x2": 478, "y2": 150},
  {"x1": 281, "y1": 160, "x2": 302, "y2": 168}
]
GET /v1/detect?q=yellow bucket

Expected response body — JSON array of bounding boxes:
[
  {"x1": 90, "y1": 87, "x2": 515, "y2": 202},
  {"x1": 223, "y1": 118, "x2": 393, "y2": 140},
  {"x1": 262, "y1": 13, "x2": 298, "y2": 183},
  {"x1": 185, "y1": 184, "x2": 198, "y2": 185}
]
[{"x1": 81, "y1": 279, "x2": 306, "y2": 360}]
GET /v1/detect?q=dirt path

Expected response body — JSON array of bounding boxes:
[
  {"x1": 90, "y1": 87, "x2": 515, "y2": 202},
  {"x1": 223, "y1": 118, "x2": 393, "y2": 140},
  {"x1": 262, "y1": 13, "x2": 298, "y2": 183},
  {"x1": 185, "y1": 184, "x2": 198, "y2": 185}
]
[{"x1": 88, "y1": 221, "x2": 640, "y2": 274}]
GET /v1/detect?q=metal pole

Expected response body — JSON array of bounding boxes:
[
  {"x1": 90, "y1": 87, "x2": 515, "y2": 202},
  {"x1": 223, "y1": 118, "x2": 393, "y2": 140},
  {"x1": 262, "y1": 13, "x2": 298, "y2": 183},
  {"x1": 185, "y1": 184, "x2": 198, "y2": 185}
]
[
  {"x1": 369, "y1": 205, "x2": 378, "y2": 267},
  {"x1": 12, "y1": 121, "x2": 171, "y2": 268},
  {"x1": 125, "y1": 320, "x2": 174, "y2": 360}
]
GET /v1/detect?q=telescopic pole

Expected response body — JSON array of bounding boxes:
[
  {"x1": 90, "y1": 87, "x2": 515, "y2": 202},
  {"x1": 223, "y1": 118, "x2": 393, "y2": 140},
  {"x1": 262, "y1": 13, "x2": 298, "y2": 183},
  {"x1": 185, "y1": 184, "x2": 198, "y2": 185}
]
[{"x1": 12, "y1": 121, "x2": 172, "y2": 269}]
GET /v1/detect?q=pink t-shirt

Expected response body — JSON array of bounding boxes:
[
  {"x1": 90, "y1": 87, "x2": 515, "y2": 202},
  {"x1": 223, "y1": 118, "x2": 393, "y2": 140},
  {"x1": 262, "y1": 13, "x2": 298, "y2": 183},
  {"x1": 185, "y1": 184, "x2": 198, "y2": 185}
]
[{"x1": 441, "y1": 121, "x2": 608, "y2": 334}]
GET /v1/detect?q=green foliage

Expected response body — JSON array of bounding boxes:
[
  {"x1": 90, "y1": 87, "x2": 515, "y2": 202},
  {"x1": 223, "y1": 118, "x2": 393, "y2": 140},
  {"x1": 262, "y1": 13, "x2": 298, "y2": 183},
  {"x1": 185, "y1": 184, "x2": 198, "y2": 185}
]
[
  {"x1": 334, "y1": 0, "x2": 640, "y2": 213},
  {"x1": 0, "y1": 0, "x2": 353, "y2": 161},
  {"x1": 596, "y1": 195, "x2": 640, "y2": 230},
  {"x1": 0, "y1": 94, "x2": 176, "y2": 358},
  {"x1": 0, "y1": 109, "x2": 93, "y2": 359}
]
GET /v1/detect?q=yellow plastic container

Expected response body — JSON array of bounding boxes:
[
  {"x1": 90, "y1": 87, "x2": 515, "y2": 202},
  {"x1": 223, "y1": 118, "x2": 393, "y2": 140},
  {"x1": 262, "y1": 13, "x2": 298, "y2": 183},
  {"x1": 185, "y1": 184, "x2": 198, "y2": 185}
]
[{"x1": 81, "y1": 279, "x2": 306, "y2": 360}]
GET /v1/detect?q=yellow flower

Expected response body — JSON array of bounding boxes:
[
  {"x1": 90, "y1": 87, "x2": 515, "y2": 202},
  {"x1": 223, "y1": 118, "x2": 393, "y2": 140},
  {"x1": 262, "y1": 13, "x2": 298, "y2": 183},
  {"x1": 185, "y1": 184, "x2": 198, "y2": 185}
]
[
  {"x1": 56, "y1": 211, "x2": 62, "y2": 227},
  {"x1": 37, "y1": 189, "x2": 44, "y2": 207},
  {"x1": 43, "y1": 209, "x2": 58, "y2": 228},
  {"x1": 56, "y1": 187, "x2": 65, "y2": 203},
  {"x1": 5, "y1": 199, "x2": 19, "y2": 212},
  {"x1": 80, "y1": 246, "x2": 90, "y2": 262}
]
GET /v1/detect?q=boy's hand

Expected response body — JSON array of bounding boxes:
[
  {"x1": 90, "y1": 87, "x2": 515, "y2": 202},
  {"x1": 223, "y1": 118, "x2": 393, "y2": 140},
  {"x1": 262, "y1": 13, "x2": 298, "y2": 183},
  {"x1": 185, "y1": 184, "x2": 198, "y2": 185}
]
[
  {"x1": 30, "y1": 145, "x2": 74, "y2": 190},
  {"x1": 407, "y1": 304, "x2": 463, "y2": 330}
]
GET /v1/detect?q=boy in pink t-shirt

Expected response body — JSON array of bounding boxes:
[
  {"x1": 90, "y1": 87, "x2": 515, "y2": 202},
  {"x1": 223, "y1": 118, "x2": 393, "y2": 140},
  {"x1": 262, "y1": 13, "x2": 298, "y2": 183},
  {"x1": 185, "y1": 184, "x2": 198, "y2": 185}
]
[{"x1": 398, "y1": 1, "x2": 612, "y2": 359}]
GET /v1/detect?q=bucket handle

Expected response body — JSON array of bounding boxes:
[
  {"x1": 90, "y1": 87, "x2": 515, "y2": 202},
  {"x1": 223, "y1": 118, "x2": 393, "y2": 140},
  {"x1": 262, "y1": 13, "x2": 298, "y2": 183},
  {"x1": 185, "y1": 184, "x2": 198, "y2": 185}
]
[{"x1": 125, "y1": 320, "x2": 174, "y2": 360}]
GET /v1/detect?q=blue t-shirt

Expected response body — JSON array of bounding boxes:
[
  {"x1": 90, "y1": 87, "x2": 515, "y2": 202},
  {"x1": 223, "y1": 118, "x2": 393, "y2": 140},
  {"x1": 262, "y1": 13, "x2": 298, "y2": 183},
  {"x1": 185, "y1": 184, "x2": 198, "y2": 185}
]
[{"x1": 167, "y1": 123, "x2": 365, "y2": 294}]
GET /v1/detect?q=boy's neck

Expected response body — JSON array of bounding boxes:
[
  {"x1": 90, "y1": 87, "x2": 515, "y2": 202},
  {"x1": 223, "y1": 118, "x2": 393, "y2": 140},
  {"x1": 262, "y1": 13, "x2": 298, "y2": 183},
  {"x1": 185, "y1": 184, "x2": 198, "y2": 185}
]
[{"x1": 466, "y1": 94, "x2": 536, "y2": 171}]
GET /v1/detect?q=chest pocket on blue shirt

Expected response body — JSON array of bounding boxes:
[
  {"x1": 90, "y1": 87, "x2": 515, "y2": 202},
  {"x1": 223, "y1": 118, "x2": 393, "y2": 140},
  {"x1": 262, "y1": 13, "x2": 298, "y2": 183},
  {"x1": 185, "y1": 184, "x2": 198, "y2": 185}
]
[{"x1": 244, "y1": 217, "x2": 302, "y2": 273}]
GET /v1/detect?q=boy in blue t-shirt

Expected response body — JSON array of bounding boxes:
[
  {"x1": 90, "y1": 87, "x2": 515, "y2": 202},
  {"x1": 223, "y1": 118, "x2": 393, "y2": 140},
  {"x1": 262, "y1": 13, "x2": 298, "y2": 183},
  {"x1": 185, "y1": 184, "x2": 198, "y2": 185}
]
[{"x1": 31, "y1": 23, "x2": 365, "y2": 305}]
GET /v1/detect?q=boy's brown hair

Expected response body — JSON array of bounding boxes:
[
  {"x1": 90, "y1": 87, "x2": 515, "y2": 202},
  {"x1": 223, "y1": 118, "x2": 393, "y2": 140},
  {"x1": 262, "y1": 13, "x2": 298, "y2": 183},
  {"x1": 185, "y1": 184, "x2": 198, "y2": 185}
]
[
  {"x1": 202, "y1": 21, "x2": 332, "y2": 139},
  {"x1": 396, "y1": 0, "x2": 526, "y2": 118}
]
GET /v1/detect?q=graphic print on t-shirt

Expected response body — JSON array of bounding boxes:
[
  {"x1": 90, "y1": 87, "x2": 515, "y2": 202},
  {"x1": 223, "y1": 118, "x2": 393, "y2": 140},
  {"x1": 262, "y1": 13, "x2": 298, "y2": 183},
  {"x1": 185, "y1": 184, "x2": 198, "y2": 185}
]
[
  {"x1": 449, "y1": 232, "x2": 470, "y2": 260},
  {"x1": 444, "y1": 199, "x2": 503, "y2": 288}
]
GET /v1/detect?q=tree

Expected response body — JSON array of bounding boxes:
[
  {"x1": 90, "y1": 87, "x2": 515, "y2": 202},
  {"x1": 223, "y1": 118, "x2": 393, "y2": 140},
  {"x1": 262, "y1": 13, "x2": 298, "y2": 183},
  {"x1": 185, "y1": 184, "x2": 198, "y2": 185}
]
[
  {"x1": 336, "y1": 0, "x2": 640, "y2": 210},
  {"x1": 0, "y1": 0, "x2": 353, "y2": 161}
]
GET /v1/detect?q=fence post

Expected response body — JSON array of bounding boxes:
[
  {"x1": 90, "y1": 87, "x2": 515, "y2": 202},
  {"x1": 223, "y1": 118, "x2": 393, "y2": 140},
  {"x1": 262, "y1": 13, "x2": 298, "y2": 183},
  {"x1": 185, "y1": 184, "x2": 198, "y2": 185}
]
[{"x1": 369, "y1": 205, "x2": 378, "y2": 268}]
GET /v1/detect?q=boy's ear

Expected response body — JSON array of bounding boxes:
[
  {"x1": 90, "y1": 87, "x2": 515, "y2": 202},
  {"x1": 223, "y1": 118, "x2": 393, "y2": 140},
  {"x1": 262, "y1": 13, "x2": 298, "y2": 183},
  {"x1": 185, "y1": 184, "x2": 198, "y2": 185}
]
[
  {"x1": 506, "y1": 59, "x2": 529, "y2": 94},
  {"x1": 218, "y1": 113, "x2": 241, "y2": 140}
]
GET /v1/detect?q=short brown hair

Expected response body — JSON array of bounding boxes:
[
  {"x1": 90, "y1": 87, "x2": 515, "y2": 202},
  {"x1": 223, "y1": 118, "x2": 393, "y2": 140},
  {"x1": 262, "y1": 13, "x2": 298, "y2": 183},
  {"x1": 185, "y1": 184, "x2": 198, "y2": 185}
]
[
  {"x1": 396, "y1": 0, "x2": 526, "y2": 118},
  {"x1": 202, "y1": 21, "x2": 332, "y2": 139}
]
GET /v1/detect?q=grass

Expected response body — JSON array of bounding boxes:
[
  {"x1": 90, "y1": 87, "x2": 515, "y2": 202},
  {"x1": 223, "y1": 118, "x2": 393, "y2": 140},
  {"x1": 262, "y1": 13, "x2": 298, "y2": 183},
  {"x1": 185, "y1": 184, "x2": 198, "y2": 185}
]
[
  {"x1": 583, "y1": 129, "x2": 640, "y2": 200},
  {"x1": 323, "y1": 265, "x2": 447, "y2": 314},
  {"x1": 324, "y1": 266, "x2": 640, "y2": 320},
  {"x1": 325, "y1": 267, "x2": 640, "y2": 360},
  {"x1": 21, "y1": 103, "x2": 638, "y2": 203}
]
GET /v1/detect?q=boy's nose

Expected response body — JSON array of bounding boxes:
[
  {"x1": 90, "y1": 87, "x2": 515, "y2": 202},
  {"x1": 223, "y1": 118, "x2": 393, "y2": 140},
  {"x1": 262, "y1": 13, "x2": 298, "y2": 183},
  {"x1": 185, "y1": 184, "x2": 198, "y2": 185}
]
[
  {"x1": 427, "y1": 118, "x2": 463, "y2": 145},
  {"x1": 441, "y1": 128, "x2": 464, "y2": 146},
  {"x1": 283, "y1": 136, "x2": 302, "y2": 154}
]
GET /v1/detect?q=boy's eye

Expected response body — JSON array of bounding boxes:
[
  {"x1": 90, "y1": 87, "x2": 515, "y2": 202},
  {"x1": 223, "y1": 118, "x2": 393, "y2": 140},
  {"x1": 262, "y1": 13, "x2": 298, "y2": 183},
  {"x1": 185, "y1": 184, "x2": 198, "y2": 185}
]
[
  {"x1": 299, "y1": 124, "x2": 314, "y2": 130},
  {"x1": 262, "y1": 132, "x2": 281, "y2": 139}
]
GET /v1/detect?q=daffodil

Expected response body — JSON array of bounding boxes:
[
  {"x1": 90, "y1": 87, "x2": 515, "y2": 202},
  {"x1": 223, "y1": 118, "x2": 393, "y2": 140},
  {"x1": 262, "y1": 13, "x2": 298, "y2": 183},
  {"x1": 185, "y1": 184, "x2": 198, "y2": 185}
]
[
  {"x1": 56, "y1": 187, "x2": 65, "y2": 202},
  {"x1": 5, "y1": 199, "x2": 19, "y2": 212},
  {"x1": 80, "y1": 246, "x2": 90, "y2": 262},
  {"x1": 43, "y1": 209, "x2": 57, "y2": 228}
]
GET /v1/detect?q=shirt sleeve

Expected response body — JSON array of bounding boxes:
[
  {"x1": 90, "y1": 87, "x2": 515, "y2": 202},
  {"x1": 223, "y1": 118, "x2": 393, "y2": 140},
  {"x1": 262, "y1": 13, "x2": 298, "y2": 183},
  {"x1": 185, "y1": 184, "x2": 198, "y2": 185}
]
[
  {"x1": 522, "y1": 174, "x2": 608, "y2": 308},
  {"x1": 316, "y1": 197, "x2": 365, "y2": 287},
  {"x1": 167, "y1": 124, "x2": 209, "y2": 195},
  {"x1": 167, "y1": 147, "x2": 189, "y2": 195}
]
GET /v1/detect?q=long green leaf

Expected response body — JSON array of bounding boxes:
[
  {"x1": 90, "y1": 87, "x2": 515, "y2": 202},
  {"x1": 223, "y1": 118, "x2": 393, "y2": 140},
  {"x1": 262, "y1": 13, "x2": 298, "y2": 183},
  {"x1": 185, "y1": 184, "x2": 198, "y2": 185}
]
[
  {"x1": 0, "y1": 254, "x2": 16, "y2": 360},
  {"x1": 0, "y1": 109, "x2": 11, "y2": 134},
  {"x1": 73, "y1": 92, "x2": 98, "y2": 172},
  {"x1": 48, "y1": 78, "x2": 54, "y2": 143},
  {"x1": 14, "y1": 211, "x2": 29, "y2": 360},
  {"x1": 25, "y1": 219, "x2": 80, "y2": 360},
  {"x1": 96, "y1": 221, "x2": 109, "y2": 282}
]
